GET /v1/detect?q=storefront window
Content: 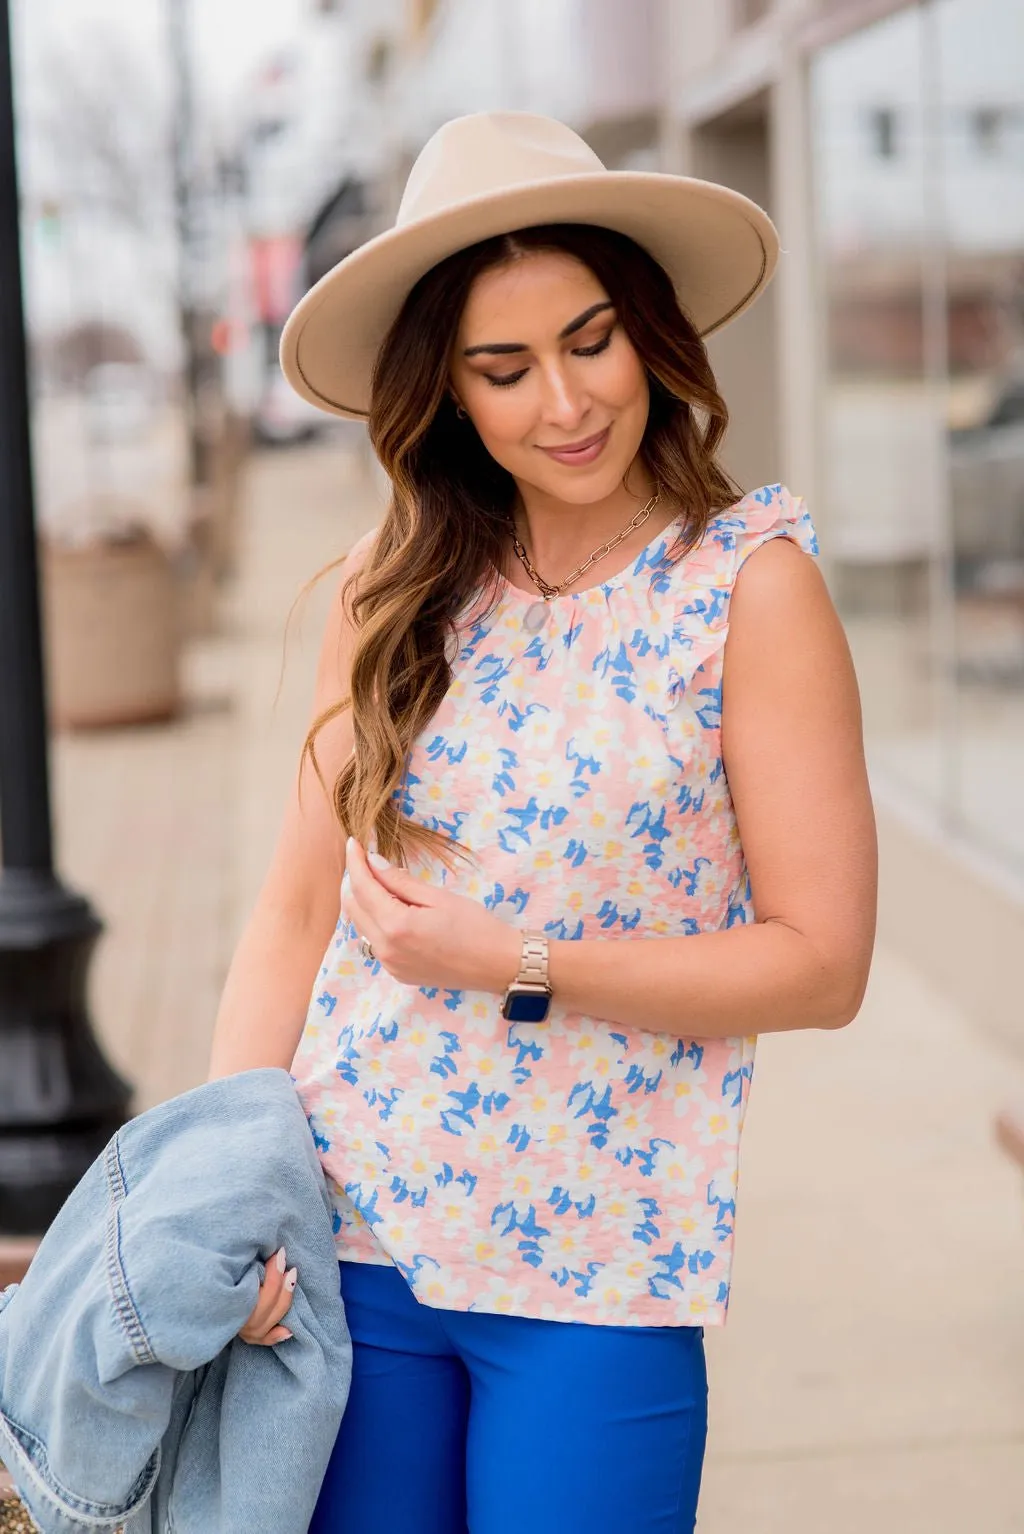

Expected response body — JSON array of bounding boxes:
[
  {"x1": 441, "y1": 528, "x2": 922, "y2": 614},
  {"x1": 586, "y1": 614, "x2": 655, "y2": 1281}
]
[
  {"x1": 812, "y1": 7, "x2": 947, "y2": 813},
  {"x1": 812, "y1": 0, "x2": 1024, "y2": 872},
  {"x1": 938, "y1": 0, "x2": 1024, "y2": 863}
]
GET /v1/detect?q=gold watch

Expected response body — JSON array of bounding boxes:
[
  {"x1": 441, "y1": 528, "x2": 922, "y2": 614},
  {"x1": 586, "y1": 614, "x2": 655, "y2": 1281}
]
[{"x1": 500, "y1": 931, "x2": 552, "y2": 1023}]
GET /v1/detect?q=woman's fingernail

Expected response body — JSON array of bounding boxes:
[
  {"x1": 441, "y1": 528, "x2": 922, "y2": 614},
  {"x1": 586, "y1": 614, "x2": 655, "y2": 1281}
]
[
  {"x1": 284, "y1": 1267, "x2": 298, "y2": 1292},
  {"x1": 367, "y1": 851, "x2": 390, "y2": 871},
  {"x1": 276, "y1": 1247, "x2": 287, "y2": 1274},
  {"x1": 345, "y1": 835, "x2": 354, "y2": 854},
  {"x1": 278, "y1": 1329, "x2": 293, "y2": 1342}
]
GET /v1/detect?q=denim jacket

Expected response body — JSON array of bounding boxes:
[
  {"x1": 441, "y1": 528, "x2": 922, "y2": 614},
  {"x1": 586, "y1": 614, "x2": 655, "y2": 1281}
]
[{"x1": 0, "y1": 1069, "x2": 352, "y2": 1533}]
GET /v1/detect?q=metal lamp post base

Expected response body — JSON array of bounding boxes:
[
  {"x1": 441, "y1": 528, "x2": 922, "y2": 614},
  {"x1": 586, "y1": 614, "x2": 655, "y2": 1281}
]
[{"x1": 0, "y1": 869, "x2": 133, "y2": 1234}]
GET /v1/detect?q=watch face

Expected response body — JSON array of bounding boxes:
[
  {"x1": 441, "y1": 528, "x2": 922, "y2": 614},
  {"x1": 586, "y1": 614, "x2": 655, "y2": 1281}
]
[{"x1": 502, "y1": 990, "x2": 551, "y2": 1023}]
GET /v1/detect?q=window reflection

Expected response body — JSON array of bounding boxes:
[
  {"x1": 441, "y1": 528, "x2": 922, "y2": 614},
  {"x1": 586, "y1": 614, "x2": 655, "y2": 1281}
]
[
  {"x1": 812, "y1": 8, "x2": 946, "y2": 811},
  {"x1": 939, "y1": 0, "x2": 1024, "y2": 864},
  {"x1": 813, "y1": 0, "x2": 1024, "y2": 871}
]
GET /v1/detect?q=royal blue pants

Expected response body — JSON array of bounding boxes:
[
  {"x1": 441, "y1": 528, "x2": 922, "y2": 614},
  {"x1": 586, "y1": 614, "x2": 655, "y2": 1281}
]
[{"x1": 308, "y1": 1260, "x2": 708, "y2": 1534}]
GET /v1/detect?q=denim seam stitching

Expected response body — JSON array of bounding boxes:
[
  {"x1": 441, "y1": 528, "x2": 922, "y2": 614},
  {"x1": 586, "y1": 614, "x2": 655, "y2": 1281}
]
[
  {"x1": 0, "y1": 1403, "x2": 159, "y2": 1521},
  {"x1": 103, "y1": 1135, "x2": 158, "y2": 1366}
]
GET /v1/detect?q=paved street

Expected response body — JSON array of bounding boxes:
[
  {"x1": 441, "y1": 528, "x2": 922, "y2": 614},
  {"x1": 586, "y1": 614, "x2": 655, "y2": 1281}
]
[{"x1": 51, "y1": 434, "x2": 1024, "y2": 1531}]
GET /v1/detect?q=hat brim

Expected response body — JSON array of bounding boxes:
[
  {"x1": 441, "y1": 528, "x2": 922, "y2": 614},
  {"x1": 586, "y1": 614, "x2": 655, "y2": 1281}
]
[{"x1": 280, "y1": 171, "x2": 779, "y2": 421}]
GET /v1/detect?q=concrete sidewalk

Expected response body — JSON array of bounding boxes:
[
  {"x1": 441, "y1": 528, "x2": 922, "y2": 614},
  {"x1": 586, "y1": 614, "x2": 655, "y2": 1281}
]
[{"x1": 48, "y1": 435, "x2": 1024, "y2": 1531}]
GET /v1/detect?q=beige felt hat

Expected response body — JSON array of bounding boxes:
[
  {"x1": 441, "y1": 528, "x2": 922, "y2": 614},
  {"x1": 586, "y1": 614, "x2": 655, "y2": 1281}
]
[{"x1": 280, "y1": 111, "x2": 779, "y2": 421}]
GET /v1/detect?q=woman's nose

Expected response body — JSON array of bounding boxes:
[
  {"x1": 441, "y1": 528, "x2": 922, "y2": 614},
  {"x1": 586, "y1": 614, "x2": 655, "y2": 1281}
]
[{"x1": 540, "y1": 365, "x2": 589, "y2": 431}]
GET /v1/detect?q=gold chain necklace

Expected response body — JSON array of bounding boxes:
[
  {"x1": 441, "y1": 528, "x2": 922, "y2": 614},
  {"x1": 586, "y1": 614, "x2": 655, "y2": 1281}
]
[{"x1": 508, "y1": 488, "x2": 662, "y2": 601}]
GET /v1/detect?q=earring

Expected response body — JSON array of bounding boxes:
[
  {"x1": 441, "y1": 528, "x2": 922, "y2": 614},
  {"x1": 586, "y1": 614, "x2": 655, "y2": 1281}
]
[{"x1": 455, "y1": 402, "x2": 467, "y2": 420}]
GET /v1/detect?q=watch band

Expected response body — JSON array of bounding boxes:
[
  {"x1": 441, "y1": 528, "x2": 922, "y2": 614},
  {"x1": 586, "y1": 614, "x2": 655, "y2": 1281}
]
[{"x1": 516, "y1": 931, "x2": 549, "y2": 986}]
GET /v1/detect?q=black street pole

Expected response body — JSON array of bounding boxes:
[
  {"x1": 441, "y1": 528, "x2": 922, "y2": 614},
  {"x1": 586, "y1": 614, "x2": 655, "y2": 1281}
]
[{"x1": 0, "y1": 0, "x2": 132, "y2": 1234}]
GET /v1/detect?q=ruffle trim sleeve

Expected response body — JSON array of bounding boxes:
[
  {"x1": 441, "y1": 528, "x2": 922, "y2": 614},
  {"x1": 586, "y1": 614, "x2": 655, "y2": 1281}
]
[{"x1": 664, "y1": 484, "x2": 819, "y2": 704}]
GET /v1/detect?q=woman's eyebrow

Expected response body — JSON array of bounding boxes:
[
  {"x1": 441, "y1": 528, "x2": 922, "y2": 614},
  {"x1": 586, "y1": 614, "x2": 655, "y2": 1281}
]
[{"x1": 461, "y1": 301, "x2": 614, "y2": 357}]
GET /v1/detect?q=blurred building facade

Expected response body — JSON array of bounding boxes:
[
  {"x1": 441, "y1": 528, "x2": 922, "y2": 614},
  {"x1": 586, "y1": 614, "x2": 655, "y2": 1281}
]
[{"x1": 658, "y1": 0, "x2": 1024, "y2": 1050}]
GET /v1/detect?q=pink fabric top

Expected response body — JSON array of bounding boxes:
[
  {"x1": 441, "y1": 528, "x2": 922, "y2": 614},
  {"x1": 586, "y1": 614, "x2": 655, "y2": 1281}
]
[{"x1": 291, "y1": 484, "x2": 819, "y2": 1326}]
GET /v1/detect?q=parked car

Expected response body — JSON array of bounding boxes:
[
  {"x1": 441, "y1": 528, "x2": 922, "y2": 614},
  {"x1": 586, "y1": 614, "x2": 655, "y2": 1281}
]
[{"x1": 949, "y1": 377, "x2": 1024, "y2": 595}]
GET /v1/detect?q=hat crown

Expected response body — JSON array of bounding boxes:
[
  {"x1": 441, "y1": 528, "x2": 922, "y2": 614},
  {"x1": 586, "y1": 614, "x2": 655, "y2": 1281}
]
[{"x1": 397, "y1": 112, "x2": 606, "y2": 228}]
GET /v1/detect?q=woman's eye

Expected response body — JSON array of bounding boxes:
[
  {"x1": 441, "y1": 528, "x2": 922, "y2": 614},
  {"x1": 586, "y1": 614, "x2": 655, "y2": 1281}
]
[
  {"x1": 486, "y1": 368, "x2": 529, "y2": 389},
  {"x1": 573, "y1": 333, "x2": 612, "y2": 359}
]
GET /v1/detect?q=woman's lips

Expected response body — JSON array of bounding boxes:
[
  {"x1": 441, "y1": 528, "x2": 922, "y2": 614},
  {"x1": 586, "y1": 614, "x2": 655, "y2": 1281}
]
[{"x1": 537, "y1": 426, "x2": 610, "y2": 466}]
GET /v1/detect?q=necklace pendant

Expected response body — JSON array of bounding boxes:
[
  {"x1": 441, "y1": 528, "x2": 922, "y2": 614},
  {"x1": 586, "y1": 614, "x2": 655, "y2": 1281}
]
[{"x1": 522, "y1": 599, "x2": 551, "y2": 633}]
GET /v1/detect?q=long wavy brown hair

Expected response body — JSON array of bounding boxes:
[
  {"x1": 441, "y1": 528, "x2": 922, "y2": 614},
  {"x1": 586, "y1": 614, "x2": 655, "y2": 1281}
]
[{"x1": 302, "y1": 223, "x2": 740, "y2": 872}]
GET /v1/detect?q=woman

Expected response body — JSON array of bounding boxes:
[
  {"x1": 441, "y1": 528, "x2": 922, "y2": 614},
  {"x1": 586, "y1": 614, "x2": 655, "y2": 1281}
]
[{"x1": 209, "y1": 114, "x2": 876, "y2": 1532}]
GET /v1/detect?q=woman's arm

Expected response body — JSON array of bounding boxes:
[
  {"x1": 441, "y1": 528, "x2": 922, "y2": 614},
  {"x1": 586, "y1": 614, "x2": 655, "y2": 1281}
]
[
  {"x1": 548, "y1": 536, "x2": 877, "y2": 1035},
  {"x1": 205, "y1": 530, "x2": 376, "y2": 1081},
  {"x1": 346, "y1": 536, "x2": 877, "y2": 1039}
]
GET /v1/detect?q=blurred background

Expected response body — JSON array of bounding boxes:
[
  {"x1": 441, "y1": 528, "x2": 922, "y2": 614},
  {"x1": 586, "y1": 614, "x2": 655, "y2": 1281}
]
[{"x1": 1, "y1": 0, "x2": 1023, "y2": 1528}]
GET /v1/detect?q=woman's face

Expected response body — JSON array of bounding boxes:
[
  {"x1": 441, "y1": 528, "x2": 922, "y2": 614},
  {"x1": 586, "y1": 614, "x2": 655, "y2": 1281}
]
[{"x1": 449, "y1": 250, "x2": 650, "y2": 505}]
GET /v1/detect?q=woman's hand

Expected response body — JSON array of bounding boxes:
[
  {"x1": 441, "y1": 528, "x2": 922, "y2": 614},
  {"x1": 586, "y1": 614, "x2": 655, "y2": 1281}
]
[
  {"x1": 238, "y1": 1246, "x2": 297, "y2": 1346},
  {"x1": 342, "y1": 837, "x2": 520, "y2": 993}
]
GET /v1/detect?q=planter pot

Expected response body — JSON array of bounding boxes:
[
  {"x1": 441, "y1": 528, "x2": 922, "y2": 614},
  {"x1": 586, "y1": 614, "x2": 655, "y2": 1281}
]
[{"x1": 42, "y1": 530, "x2": 183, "y2": 729}]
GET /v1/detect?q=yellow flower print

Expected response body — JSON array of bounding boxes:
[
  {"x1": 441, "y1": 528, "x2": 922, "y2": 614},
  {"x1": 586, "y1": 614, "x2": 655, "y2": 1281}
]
[
  {"x1": 533, "y1": 849, "x2": 554, "y2": 869},
  {"x1": 546, "y1": 1124, "x2": 566, "y2": 1144},
  {"x1": 475, "y1": 1242, "x2": 496, "y2": 1261},
  {"x1": 478, "y1": 1134, "x2": 498, "y2": 1154},
  {"x1": 626, "y1": 1260, "x2": 645, "y2": 1279},
  {"x1": 513, "y1": 1175, "x2": 532, "y2": 1195}
]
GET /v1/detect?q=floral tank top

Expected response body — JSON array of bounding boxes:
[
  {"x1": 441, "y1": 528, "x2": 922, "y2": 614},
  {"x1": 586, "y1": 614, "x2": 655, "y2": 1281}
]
[{"x1": 291, "y1": 484, "x2": 819, "y2": 1327}]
